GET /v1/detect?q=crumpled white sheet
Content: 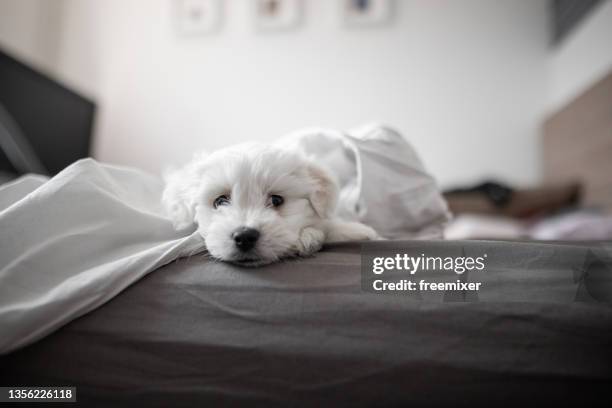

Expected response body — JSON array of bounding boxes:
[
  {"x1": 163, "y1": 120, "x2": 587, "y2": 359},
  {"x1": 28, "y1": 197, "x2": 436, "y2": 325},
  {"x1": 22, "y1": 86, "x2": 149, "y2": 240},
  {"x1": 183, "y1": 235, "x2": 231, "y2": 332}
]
[
  {"x1": 280, "y1": 124, "x2": 451, "y2": 239},
  {"x1": 0, "y1": 125, "x2": 448, "y2": 354},
  {"x1": 0, "y1": 159, "x2": 205, "y2": 354}
]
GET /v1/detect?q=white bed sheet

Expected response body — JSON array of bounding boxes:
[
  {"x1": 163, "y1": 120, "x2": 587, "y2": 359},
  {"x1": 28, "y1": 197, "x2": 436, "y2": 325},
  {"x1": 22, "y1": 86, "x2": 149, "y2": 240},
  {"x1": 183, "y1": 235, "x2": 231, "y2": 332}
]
[{"x1": 0, "y1": 159, "x2": 204, "y2": 354}]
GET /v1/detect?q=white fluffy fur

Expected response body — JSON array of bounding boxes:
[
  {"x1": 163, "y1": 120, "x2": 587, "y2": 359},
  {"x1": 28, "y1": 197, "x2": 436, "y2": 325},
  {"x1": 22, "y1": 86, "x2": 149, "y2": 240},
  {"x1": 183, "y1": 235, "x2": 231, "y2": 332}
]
[{"x1": 162, "y1": 143, "x2": 378, "y2": 266}]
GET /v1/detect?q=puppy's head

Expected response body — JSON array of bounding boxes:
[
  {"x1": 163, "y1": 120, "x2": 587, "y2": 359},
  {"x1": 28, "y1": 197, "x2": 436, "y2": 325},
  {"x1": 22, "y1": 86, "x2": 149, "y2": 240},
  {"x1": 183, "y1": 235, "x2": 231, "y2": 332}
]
[{"x1": 163, "y1": 144, "x2": 337, "y2": 266}]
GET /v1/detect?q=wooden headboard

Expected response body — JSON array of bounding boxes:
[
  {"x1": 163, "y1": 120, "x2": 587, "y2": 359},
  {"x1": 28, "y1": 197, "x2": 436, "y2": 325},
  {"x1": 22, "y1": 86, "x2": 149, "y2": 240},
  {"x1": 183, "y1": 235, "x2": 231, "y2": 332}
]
[{"x1": 543, "y1": 70, "x2": 612, "y2": 210}]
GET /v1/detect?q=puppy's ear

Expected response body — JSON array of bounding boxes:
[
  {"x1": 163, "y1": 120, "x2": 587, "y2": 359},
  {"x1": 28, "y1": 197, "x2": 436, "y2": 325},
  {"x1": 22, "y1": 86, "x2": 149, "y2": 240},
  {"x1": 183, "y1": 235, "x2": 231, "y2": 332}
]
[
  {"x1": 306, "y1": 162, "x2": 338, "y2": 219},
  {"x1": 162, "y1": 161, "x2": 202, "y2": 230}
]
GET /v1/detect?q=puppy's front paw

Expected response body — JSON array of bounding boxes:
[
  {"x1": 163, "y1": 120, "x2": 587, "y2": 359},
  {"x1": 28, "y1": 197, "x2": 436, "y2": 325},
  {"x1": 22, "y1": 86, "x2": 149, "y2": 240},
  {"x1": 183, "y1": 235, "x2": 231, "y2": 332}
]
[
  {"x1": 297, "y1": 227, "x2": 325, "y2": 256},
  {"x1": 325, "y1": 219, "x2": 380, "y2": 243}
]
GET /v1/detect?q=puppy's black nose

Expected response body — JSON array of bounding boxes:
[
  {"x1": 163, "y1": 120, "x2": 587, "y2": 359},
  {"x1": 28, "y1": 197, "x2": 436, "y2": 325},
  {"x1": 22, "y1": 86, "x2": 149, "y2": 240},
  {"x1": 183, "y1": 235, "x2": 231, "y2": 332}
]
[{"x1": 232, "y1": 227, "x2": 260, "y2": 252}]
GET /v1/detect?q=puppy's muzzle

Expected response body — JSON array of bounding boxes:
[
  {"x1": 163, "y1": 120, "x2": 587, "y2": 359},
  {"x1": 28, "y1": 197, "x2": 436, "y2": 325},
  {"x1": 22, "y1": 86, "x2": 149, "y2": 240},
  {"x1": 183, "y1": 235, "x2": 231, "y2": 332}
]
[{"x1": 232, "y1": 227, "x2": 260, "y2": 252}]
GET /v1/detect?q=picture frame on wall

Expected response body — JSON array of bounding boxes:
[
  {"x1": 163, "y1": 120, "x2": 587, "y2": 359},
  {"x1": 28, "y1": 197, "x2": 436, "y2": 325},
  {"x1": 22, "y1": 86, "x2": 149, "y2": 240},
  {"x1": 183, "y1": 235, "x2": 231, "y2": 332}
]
[
  {"x1": 254, "y1": 0, "x2": 302, "y2": 31},
  {"x1": 176, "y1": 0, "x2": 222, "y2": 35},
  {"x1": 342, "y1": 0, "x2": 392, "y2": 27}
]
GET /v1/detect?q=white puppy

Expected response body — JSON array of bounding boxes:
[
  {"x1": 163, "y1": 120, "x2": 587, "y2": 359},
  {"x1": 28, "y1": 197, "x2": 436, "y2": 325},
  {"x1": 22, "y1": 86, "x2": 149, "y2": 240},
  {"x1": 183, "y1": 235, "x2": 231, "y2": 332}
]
[{"x1": 162, "y1": 143, "x2": 378, "y2": 266}]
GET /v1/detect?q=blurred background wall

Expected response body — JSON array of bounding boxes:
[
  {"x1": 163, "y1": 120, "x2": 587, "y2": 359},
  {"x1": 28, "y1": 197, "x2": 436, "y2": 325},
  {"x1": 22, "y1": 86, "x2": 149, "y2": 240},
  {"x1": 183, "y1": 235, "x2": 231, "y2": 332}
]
[
  {"x1": 0, "y1": 0, "x2": 610, "y2": 188},
  {"x1": 548, "y1": 0, "x2": 612, "y2": 111}
]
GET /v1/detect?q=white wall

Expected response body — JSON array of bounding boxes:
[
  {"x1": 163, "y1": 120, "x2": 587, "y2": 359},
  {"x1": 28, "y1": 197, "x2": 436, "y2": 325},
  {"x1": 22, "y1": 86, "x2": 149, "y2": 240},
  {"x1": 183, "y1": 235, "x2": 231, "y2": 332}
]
[
  {"x1": 1, "y1": 0, "x2": 550, "y2": 187},
  {"x1": 548, "y1": 0, "x2": 612, "y2": 113},
  {"x1": 0, "y1": 0, "x2": 64, "y2": 79}
]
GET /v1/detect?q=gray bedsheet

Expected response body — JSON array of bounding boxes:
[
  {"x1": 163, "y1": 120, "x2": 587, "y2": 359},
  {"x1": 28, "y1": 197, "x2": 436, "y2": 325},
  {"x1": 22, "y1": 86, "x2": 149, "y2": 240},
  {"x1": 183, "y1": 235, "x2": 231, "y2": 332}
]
[{"x1": 1, "y1": 240, "x2": 611, "y2": 407}]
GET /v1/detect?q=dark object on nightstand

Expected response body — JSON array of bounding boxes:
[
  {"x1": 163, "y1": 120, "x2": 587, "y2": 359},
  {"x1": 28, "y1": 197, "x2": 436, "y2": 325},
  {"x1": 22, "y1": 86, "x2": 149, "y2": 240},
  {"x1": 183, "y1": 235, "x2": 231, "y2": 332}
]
[{"x1": 444, "y1": 180, "x2": 582, "y2": 219}]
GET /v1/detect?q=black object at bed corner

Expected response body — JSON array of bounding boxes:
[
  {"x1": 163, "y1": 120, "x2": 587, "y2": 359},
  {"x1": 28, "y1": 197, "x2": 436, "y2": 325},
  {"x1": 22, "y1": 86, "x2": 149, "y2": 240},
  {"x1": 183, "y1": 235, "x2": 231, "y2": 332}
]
[
  {"x1": 0, "y1": 48, "x2": 95, "y2": 178},
  {"x1": 1, "y1": 240, "x2": 611, "y2": 407}
]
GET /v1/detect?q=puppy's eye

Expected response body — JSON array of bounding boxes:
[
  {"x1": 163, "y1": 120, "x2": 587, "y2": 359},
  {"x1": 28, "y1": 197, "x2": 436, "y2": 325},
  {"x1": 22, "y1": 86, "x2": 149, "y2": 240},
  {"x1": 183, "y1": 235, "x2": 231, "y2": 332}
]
[
  {"x1": 213, "y1": 195, "x2": 230, "y2": 209},
  {"x1": 269, "y1": 194, "x2": 284, "y2": 208}
]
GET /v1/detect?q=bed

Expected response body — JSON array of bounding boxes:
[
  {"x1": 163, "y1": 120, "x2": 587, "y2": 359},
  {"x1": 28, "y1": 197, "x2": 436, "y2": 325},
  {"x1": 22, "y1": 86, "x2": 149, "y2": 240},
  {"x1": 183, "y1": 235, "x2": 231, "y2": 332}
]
[{"x1": 1, "y1": 239, "x2": 612, "y2": 407}]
